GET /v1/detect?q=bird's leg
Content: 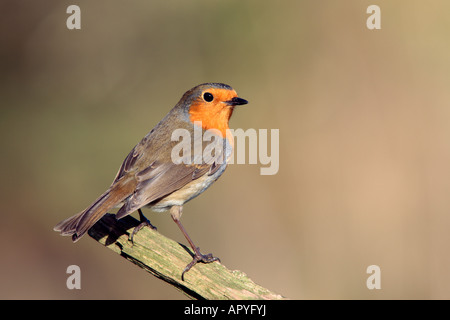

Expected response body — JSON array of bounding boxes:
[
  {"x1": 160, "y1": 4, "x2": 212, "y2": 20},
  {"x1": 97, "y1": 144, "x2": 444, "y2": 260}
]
[
  {"x1": 129, "y1": 209, "x2": 157, "y2": 243},
  {"x1": 170, "y1": 206, "x2": 220, "y2": 280}
]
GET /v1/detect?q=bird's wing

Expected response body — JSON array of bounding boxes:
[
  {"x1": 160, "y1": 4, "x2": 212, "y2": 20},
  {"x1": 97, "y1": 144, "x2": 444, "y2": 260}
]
[{"x1": 114, "y1": 127, "x2": 227, "y2": 219}]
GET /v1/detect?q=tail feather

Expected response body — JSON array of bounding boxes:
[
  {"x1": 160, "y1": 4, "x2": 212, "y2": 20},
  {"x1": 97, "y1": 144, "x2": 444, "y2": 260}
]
[
  {"x1": 53, "y1": 211, "x2": 84, "y2": 236},
  {"x1": 54, "y1": 178, "x2": 136, "y2": 242}
]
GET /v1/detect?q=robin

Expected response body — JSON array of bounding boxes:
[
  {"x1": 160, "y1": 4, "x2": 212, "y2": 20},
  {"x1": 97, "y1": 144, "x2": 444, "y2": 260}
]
[{"x1": 54, "y1": 83, "x2": 248, "y2": 279}]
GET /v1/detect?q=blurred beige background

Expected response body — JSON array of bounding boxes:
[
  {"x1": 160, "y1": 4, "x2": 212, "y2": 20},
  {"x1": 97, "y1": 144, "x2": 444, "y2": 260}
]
[{"x1": 1, "y1": 0, "x2": 450, "y2": 299}]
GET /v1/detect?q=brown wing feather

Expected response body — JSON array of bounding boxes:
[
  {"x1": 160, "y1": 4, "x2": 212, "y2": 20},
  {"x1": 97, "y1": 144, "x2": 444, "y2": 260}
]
[
  {"x1": 115, "y1": 161, "x2": 213, "y2": 219},
  {"x1": 114, "y1": 117, "x2": 228, "y2": 219}
]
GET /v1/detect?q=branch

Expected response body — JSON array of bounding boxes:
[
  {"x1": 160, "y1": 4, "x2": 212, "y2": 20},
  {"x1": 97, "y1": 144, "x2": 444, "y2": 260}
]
[{"x1": 88, "y1": 214, "x2": 284, "y2": 300}]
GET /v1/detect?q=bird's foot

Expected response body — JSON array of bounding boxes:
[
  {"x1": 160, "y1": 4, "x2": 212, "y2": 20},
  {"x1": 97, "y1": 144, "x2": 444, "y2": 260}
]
[
  {"x1": 181, "y1": 248, "x2": 220, "y2": 281},
  {"x1": 129, "y1": 216, "x2": 157, "y2": 243}
]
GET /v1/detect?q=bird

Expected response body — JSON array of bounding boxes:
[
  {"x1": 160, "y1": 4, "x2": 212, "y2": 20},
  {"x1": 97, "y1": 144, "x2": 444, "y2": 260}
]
[{"x1": 54, "y1": 83, "x2": 248, "y2": 279}]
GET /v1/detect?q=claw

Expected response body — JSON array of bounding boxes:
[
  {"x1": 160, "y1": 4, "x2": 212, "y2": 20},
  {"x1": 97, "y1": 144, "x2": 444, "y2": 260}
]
[
  {"x1": 129, "y1": 209, "x2": 157, "y2": 243},
  {"x1": 181, "y1": 248, "x2": 220, "y2": 281}
]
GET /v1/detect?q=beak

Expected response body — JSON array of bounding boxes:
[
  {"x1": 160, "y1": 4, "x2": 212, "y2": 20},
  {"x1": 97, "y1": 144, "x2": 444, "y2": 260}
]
[{"x1": 225, "y1": 97, "x2": 248, "y2": 106}]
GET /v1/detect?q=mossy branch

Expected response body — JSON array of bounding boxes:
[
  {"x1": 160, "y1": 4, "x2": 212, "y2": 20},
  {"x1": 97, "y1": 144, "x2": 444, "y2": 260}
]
[{"x1": 88, "y1": 214, "x2": 284, "y2": 300}]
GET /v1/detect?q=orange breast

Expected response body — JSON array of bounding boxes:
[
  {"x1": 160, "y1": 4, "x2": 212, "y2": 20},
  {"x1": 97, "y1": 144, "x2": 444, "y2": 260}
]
[{"x1": 189, "y1": 103, "x2": 233, "y2": 138}]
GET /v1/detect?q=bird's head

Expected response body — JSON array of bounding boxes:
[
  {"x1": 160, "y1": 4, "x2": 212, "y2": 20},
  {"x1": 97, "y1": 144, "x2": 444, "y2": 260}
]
[{"x1": 181, "y1": 83, "x2": 248, "y2": 137}]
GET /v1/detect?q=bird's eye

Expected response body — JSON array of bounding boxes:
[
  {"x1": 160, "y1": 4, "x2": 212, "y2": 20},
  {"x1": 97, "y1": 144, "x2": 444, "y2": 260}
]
[{"x1": 203, "y1": 92, "x2": 214, "y2": 102}]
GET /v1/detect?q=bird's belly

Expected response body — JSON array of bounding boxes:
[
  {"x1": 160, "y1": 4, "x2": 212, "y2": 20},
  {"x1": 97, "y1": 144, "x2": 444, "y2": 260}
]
[{"x1": 148, "y1": 163, "x2": 227, "y2": 211}]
